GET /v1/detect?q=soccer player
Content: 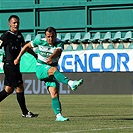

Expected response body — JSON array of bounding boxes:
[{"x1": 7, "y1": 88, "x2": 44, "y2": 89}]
[
  {"x1": 14, "y1": 27, "x2": 83, "y2": 121},
  {"x1": 0, "y1": 15, "x2": 38, "y2": 118}
]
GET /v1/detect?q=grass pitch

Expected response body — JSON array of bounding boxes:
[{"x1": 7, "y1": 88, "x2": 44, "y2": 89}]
[{"x1": 0, "y1": 95, "x2": 133, "y2": 133}]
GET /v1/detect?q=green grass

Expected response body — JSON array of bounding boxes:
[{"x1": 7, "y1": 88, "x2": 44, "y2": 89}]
[{"x1": 0, "y1": 95, "x2": 133, "y2": 133}]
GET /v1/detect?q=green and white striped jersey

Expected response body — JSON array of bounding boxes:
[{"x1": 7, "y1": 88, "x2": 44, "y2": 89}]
[{"x1": 31, "y1": 38, "x2": 64, "y2": 66}]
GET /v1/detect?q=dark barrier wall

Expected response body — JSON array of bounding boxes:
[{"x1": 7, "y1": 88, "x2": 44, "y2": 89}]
[{"x1": 0, "y1": 73, "x2": 132, "y2": 94}]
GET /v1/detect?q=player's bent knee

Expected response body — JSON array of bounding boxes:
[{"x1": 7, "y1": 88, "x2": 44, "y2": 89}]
[
  {"x1": 5, "y1": 88, "x2": 14, "y2": 94},
  {"x1": 48, "y1": 67, "x2": 58, "y2": 75}
]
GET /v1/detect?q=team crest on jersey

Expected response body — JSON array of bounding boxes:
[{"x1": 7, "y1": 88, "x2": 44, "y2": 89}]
[
  {"x1": 17, "y1": 35, "x2": 21, "y2": 38},
  {"x1": 0, "y1": 40, "x2": 3, "y2": 46}
]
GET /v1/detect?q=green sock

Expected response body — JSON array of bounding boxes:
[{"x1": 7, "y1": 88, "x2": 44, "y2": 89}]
[
  {"x1": 54, "y1": 70, "x2": 69, "y2": 85},
  {"x1": 52, "y1": 97, "x2": 62, "y2": 115}
]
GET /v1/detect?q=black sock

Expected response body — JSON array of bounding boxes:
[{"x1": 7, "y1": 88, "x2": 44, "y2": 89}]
[
  {"x1": 0, "y1": 89, "x2": 9, "y2": 102},
  {"x1": 16, "y1": 92, "x2": 28, "y2": 115}
]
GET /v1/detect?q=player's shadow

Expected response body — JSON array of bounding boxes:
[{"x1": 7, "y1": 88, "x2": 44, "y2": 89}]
[{"x1": 115, "y1": 118, "x2": 133, "y2": 120}]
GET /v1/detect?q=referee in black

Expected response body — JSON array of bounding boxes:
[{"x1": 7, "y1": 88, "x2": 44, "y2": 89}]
[{"x1": 0, "y1": 15, "x2": 38, "y2": 118}]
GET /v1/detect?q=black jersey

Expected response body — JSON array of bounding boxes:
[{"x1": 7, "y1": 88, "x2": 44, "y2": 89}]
[{"x1": 0, "y1": 30, "x2": 25, "y2": 62}]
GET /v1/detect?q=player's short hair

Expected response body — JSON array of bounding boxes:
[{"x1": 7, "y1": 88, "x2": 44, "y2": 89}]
[
  {"x1": 8, "y1": 15, "x2": 20, "y2": 22},
  {"x1": 45, "y1": 27, "x2": 56, "y2": 35}
]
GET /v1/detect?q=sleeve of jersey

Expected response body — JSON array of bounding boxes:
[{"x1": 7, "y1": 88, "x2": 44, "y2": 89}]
[
  {"x1": 0, "y1": 39, "x2": 3, "y2": 49},
  {"x1": 0, "y1": 35, "x2": 5, "y2": 48},
  {"x1": 57, "y1": 41, "x2": 64, "y2": 51},
  {"x1": 31, "y1": 38, "x2": 43, "y2": 47}
]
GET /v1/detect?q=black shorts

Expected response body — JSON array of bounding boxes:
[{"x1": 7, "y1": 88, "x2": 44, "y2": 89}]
[{"x1": 3, "y1": 61, "x2": 23, "y2": 88}]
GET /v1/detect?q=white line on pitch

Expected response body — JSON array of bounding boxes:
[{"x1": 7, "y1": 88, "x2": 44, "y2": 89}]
[{"x1": 52, "y1": 126, "x2": 132, "y2": 133}]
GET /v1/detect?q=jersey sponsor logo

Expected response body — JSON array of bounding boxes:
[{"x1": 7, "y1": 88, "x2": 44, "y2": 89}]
[
  {"x1": 39, "y1": 45, "x2": 55, "y2": 52},
  {"x1": 11, "y1": 46, "x2": 18, "y2": 50},
  {"x1": 0, "y1": 40, "x2": 3, "y2": 46}
]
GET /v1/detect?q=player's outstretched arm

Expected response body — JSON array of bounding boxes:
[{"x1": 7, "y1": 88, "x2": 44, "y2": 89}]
[
  {"x1": 14, "y1": 42, "x2": 32, "y2": 65},
  {"x1": 27, "y1": 48, "x2": 38, "y2": 60}
]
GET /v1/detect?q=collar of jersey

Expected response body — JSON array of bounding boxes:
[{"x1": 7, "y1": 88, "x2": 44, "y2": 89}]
[{"x1": 8, "y1": 30, "x2": 18, "y2": 35}]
